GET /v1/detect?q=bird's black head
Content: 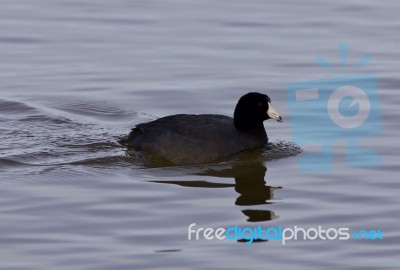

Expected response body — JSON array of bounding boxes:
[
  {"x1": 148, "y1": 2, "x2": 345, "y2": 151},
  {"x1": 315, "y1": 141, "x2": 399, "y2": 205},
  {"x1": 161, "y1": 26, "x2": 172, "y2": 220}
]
[{"x1": 233, "y1": 92, "x2": 282, "y2": 132}]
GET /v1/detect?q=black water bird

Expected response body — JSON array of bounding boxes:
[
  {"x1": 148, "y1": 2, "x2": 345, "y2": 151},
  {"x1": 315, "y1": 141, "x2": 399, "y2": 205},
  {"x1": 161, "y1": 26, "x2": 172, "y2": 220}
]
[{"x1": 119, "y1": 92, "x2": 282, "y2": 165}]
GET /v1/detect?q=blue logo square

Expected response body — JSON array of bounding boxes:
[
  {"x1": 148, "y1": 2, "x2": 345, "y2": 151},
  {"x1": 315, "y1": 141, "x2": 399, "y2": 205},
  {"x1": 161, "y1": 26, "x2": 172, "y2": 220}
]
[{"x1": 285, "y1": 49, "x2": 382, "y2": 172}]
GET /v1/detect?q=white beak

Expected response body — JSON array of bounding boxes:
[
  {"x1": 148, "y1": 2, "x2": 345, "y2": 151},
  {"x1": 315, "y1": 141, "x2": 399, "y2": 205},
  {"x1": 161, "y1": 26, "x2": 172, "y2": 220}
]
[{"x1": 267, "y1": 102, "x2": 283, "y2": 122}]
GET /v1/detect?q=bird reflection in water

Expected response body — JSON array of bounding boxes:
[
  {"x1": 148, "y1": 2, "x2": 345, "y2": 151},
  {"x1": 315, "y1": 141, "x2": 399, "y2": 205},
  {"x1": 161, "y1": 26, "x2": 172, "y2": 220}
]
[{"x1": 151, "y1": 162, "x2": 281, "y2": 223}]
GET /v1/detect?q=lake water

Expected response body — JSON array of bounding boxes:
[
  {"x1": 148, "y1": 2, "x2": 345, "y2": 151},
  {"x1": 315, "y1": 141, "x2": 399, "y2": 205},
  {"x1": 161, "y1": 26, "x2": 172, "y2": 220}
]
[{"x1": 1, "y1": 1, "x2": 399, "y2": 269}]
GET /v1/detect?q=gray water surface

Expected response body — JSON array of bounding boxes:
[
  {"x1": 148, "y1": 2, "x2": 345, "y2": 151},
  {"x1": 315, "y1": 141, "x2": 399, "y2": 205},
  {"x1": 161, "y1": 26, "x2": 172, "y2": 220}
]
[{"x1": 1, "y1": 1, "x2": 399, "y2": 269}]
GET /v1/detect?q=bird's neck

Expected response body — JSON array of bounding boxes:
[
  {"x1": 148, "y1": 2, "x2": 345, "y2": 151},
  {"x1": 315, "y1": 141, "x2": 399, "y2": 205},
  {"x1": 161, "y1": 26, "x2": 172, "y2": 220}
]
[{"x1": 234, "y1": 118, "x2": 265, "y2": 134}]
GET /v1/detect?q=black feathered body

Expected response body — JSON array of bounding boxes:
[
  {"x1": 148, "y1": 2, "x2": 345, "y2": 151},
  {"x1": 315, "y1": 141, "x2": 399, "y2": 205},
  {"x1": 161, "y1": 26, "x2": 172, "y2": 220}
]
[{"x1": 119, "y1": 114, "x2": 267, "y2": 165}]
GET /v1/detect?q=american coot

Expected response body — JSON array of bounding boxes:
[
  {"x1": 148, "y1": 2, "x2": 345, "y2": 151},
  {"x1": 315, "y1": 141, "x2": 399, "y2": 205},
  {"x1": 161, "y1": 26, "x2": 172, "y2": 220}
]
[{"x1": 119, "y1": 92, "x2": 282, "y2": 165}]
